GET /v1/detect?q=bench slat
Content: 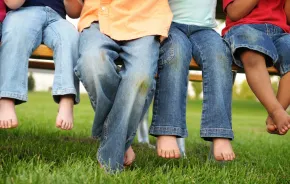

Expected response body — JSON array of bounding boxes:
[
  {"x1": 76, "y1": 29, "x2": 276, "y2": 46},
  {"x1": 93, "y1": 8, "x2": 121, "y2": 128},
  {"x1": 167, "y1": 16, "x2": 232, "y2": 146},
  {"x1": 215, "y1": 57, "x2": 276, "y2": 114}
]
[
  {"x1": 30, "y1": 45, "x2": 280, "y2": 76},
  {"x1": 31, "y1": 45, "x2": 53, "y2": 59}
]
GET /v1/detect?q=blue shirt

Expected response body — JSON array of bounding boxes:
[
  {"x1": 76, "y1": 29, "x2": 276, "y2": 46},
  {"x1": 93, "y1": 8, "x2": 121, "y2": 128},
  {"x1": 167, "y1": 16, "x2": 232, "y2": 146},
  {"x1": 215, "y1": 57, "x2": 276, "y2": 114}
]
[
  {"x1": 23, "y1": 0, "x2": 66, "y2": 19},
  {"x1": 169, "y1": 0, "x2": 217, "y2": 28}
]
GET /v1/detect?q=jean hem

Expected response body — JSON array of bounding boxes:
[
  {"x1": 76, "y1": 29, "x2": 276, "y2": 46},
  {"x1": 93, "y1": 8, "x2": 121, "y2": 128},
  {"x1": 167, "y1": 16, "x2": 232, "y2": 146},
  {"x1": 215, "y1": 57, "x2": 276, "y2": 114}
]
[
  {"x1": 0, "y1": 91, "x2": 27, "y2": 104},
  {"x1": 52, "y1": 88, "x2": 79, "y2": 104},
  {"x1": 200, "y1": 128, "x2": 234, "y2": 141},
  {"x1": 149, "y1": 126, "x2": 188, "y2": 138}
]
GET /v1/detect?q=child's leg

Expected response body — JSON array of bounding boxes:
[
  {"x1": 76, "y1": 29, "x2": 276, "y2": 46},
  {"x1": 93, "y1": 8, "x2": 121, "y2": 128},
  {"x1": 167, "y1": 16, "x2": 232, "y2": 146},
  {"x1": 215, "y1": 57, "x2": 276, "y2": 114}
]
[
  {"x1": 149, "y1": 24, "x2": 191, "y2": 159},
  {"x1": 0, "y1": 7, "x2": 45, "y2": 129},
  {"x1": 241, "y1": 50, "x2": 289, "y2": 134},
  {"x1": 43, "y1": 16, "x2": 80, "y2": 130},
  {"x1": 225, "y1": 24, "x2": 290, "y2": 135},
  {"x1": 74, "y1": 23, "x2": 121, "y2": 139},
  {"x1": 189, "y1": 29, "x2": 235, "y2": 161},
  {"x1": 97, "y1": 36, "x2": 159, "y2": 172},
  {"x1": 266, "y1": 34, "x2": 290, "y2": 133}
]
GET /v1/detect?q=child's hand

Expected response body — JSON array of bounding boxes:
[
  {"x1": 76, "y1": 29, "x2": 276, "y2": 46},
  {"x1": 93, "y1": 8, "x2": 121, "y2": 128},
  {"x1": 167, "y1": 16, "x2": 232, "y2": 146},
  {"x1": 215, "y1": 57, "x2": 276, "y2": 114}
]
[
  {"x1": 159, "y1": 36, "x2": 166, "y2": 44},
  {"x1": 4, "y1": 0, "x2": 25, "y2": 9},
  {"x1": 64, "y1": 0, "x2": 83, "y2": 19},
  {"x1": 226, "y1": 0, "x2": 259, "y2": 22}
]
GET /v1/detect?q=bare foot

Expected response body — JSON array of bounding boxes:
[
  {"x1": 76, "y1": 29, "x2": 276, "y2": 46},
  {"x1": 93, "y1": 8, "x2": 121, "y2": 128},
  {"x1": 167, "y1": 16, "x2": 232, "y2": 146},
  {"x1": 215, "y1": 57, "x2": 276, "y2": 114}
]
[
  {"x1": 266, "y1": 116, "x2": 278, "y2": 134},
  {"x1": 56, "y1": 96, "x2": 74, "y2": 130},
  {"x1": 156, "y1": 136, "x2": 181, "y2": 159},
  {"x1": 0, "y1": 98, "x2": 18, "y2": 129},
  {"x1": 213, "y1": 138, "x2": 235, "y2": 161},
  {"x1": 270, "y1": 109, "x2": 290, "y2": 135},
  {"x1": 124, "y1": 146, "x2": 136, "y2": 166}
]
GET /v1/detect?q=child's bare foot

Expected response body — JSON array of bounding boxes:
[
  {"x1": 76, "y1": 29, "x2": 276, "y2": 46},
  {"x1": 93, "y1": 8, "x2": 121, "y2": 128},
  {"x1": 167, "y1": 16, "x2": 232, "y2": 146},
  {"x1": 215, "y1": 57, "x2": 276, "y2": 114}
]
[
  {"x1": 213, "y1": 138, "x2": 235, "y2": 161},
  {"x1": 266, "y1": 116, "x2": 278, "y2": 134},
  {"x1": 156, "y1": 135, "x2": 181, "y2": 159},
  {"x1": 56, "y1": 96, "x2": 74, "y2": 130},
  {"x1": 270, "y1": 108, "x2": 290, "y2": 135},
  {"x1": 124, "y1": 146, "x2": 136, "y2": 166},
  {"x1": 0, "y1": 98, "x2": 18, "y2": 129}
]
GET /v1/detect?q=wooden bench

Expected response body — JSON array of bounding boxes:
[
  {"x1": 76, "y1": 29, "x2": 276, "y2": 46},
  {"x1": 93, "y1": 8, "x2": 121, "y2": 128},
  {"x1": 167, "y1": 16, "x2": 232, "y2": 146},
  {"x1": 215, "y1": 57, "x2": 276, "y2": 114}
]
[{"x1": 29, "y1": 45, "x2": 280, "y2": 83}]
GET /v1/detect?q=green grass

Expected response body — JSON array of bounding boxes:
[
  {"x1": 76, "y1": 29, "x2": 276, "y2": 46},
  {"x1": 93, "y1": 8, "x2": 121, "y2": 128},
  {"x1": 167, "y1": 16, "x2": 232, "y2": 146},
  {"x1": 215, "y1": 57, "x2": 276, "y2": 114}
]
[{"x1": 0, "y1": 92, "x2": 290, "y2": 184}]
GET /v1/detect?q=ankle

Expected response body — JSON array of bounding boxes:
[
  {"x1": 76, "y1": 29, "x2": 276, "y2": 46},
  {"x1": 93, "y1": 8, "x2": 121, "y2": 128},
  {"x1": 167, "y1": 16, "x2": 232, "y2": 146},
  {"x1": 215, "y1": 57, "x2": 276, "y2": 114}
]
[
  {"x1": 213, "y1": 138, "x2": 230, "y2": 143},
  {"x1": 59, "y1": 95, "x2": 74, "y2": 106},
  {"x1": 0, "y1": 98, "x2": 15, "y2": 107},
  {"x1": 269, "y1": 107, "x2": 285, "y2": 118},
  {"x1": 157, "y1": 135, "x2": 177, "y2": 140}
]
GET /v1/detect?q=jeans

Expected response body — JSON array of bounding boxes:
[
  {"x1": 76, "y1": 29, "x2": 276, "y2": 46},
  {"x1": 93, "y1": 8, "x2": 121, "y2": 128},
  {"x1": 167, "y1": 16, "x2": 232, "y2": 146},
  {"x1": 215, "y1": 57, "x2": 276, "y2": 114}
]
[
  {"x1": 149, "y1": 22, "x2": 234, "y2": 141},
  {"x1": 0, "y1": 6, "x2": 80, "y2": 104},
  {"x1": 74, "y1": 23, "x2": 159, "y2": 172},
  {"x1": 224, "y1": 24, "x2": 290, "y2": 76}
]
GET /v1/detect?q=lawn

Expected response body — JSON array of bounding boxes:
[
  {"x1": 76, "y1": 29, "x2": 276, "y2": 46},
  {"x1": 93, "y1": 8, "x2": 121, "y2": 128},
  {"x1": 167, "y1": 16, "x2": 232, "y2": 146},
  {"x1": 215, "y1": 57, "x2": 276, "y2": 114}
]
[{"x1": 0, "y1": 92, "x2": 289, "y2": 184}]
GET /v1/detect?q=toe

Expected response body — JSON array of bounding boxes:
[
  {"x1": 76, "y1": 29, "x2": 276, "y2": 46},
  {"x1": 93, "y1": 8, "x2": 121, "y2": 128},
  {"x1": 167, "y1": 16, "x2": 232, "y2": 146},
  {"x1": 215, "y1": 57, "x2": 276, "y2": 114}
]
[
  {"x1": 61, "y1": 122, "x2": 66, "y2": 130},
  {"x1": 157, "y1": 149, "x2": 162, "y2": 157},
  {"x1": 161, "y1": 149, "x2": 166, "y2": 158},
  {"x1": 7, "y1": 120, "x2": 12, "y2": 128},
  {"x1": 169, "y1": 150, "x2": 174, "y2": 158},
  {"x1": 56, "y1": 117, "x2": 63, "y2": 128},
  {"x1": 174, "y1": 149, "x2": 181, "y2": 159},
  {"x1": 64, "y1": 122, "x2": 69, "y2": 130},
  {"x1": 165, "y1": 151, "x2": 170, "y2": 159},
  {"x1": 4, "y1": 121, "x2": 8, "y2": 128}
]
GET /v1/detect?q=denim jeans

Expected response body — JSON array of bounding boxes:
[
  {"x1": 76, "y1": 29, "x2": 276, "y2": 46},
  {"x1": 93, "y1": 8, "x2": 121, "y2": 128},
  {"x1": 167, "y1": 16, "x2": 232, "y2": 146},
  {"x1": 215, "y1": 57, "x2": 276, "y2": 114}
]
[
  {"x1": 224, "y1": 24, "x2": 290, "y2": 76},
  {"x1": 74, "y1": 23, "x2": 159, "y2": 172},
  {"x1": 0, "y1": 6, "x2": 80, "y2": 104},
  {"x1": 149, "y1": 22, "x2": 234, "y2": 141}
]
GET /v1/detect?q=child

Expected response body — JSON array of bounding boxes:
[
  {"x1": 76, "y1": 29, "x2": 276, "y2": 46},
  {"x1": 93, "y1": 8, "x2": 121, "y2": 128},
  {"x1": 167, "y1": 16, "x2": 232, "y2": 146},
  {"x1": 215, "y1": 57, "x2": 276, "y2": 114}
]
[
  {"x1": 0, "y1": 0, "x2": 82, "y2": 130},
  {"x1": 74, "y1": 0, "x2": 172, "y2": 171},
  {"x1": 223, "y1": 0, "x2": 290, "y2": 135},
  {"x1": 148, "y1": 0, "x2": 235, "y2": 161}
]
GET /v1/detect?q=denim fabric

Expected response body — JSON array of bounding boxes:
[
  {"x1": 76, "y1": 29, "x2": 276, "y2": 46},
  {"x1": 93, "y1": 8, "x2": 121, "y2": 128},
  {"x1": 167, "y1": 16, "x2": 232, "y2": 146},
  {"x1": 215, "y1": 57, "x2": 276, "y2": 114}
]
[
  {"x1": 149, "y1": 22, "x2": 234, "y2": 141},
  {"x1": 224, "y1": 24, "x2": 290, "y2": 75},
  {"x1": 74, "y1": 23, "x2": 159, "y2": 172},
  {"x1": 0, "y1": 6, "x2": 80, "y2": 104}
]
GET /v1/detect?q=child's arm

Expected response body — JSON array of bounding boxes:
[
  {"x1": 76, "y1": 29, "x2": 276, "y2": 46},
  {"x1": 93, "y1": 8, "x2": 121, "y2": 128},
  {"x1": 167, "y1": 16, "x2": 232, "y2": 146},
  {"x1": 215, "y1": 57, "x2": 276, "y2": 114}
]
[
  {"x1": 4, "y1": 0, "x2": 25, "y2": 9},
  {"x1": 225, "y1": 0, "x2": 259, "y2": 22},
  {"x1": 285, "y1": 0, "x2": 290, "y2": 24},
  {"x1": 64, "y1": 0, "x2": 83, "y2": 19}
]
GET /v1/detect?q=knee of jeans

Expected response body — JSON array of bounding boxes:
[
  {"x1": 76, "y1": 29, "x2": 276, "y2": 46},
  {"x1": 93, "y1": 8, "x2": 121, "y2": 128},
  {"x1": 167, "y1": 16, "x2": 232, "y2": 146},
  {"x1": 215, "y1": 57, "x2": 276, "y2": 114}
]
[
  {"x1": 75, "y1": 52, "x2": 100, "y2": 80},
  {"x1": 124, "y1": 68, "x2": 154, "y2": 93},
  {"x1": 160, "y1": 38, "x2": 191, "y2": 70}
]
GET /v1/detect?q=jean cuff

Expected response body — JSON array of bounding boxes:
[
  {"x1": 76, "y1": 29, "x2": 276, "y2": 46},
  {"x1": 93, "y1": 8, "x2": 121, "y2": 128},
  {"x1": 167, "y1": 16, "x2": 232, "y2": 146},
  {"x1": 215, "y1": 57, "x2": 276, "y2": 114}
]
[
  {"x1": 97, "y1": 147, "x2": 124, "y2": 173},
  {"x1": 149, "y1": 125, "x2": 188, "y2": 138},
  {"x1": 0, "y1": 91, "x2": 27, "y2": 105},
  {"x1": 200, "y1": 128, "x2": 234, "y2": 141},
  {"x1": 52, "y1": 88, "x2": 79, "y2": 104}
]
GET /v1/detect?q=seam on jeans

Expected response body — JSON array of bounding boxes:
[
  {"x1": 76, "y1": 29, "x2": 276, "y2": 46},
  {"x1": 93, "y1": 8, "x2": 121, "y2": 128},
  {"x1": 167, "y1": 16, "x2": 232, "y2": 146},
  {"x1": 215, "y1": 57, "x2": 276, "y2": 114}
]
[
  {"x1": 74, "y1": 67, "x2": 96, "y2": 108},
  {"x1": 152, "y1": 73, "x2": 160, "y2": 125},
  {"x1": 190, "y1": 38, "x2": 208, "y2": 116},
  {"x1": 44, "y1": 23, "x2": 63, "y2": 89}
]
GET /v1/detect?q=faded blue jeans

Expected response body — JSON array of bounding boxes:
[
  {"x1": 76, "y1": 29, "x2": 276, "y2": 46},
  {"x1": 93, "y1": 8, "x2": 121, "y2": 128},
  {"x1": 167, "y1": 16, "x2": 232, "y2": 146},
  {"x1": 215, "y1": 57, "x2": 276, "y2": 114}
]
[
  {"x1": 74, "y1": 23, "x2": 159, "y2": 172},
  {"x1": 0, "y1": 6, "x2": 80, "y2": 104},
  {"x1": 149, "y1": 22, "x2": 234, "y2": 141}
]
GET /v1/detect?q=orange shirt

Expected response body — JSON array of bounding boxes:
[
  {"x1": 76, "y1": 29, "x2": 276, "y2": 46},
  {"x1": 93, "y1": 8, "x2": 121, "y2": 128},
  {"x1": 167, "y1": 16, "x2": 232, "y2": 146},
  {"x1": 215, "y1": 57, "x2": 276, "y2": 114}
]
[{"x1": 78, "y1": 0, "x2": 173, "y2": 41}]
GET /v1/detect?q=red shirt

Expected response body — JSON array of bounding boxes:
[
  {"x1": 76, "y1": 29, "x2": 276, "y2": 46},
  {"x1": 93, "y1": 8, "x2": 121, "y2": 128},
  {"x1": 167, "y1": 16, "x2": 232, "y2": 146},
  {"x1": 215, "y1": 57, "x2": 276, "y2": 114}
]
[
  {"x1": 0, "y1": 0, "x2": 5, "y2": 22},
  {"x1": 222, "y1": 0, "x2": 290, "y2": 35}
]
